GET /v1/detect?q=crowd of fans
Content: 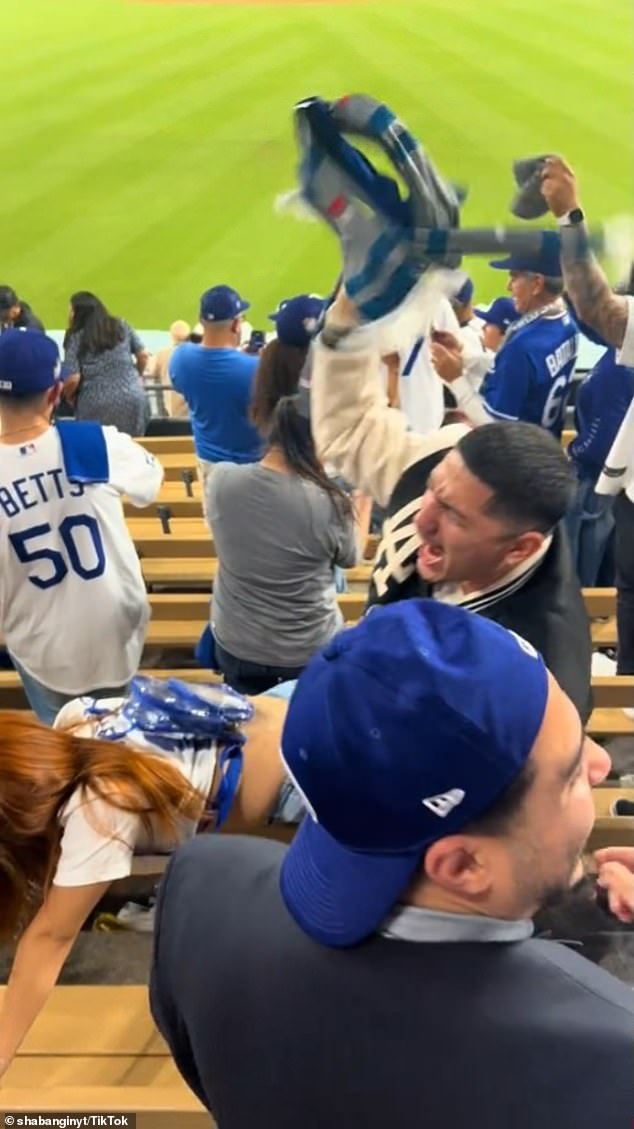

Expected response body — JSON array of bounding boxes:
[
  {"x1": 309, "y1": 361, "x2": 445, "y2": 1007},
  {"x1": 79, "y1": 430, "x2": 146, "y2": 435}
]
[{"x1": 0, "y1": 155, "x2": 633, "y2": 1123}]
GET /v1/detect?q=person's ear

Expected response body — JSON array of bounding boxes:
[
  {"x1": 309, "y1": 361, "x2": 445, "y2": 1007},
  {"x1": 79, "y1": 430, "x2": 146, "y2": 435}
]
[
  {"x1": 47, "y1": 382, "x2": 63, "y2": 411},
  {"x1": 423, "y1": 836, "x2": 494, "y2": 898},
  {"x1": 502, "y1": 530, "x2": 544, "y2": 569}
]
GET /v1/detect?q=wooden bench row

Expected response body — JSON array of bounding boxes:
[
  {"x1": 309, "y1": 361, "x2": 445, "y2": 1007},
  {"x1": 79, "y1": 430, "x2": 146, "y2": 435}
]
[
  {"x1": 137, "y1": 430, "x2": 579, "y2": 459},
  {"x1": 0, "y1": 985, "x2": 209, "y2": 1124},
  {"x1": 128, "y1": 518, "x2": 380, "y2": 562}
]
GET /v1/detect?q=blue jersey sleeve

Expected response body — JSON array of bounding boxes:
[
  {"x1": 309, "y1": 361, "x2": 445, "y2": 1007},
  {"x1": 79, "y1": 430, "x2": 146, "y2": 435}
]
[{"x1": 481, "y1": 340, "x2": 531, "y2": 422}]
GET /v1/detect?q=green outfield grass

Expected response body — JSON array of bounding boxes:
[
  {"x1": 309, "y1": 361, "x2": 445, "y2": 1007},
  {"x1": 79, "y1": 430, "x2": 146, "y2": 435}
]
[{"x1": 2, "y1": 0, "x2": 632, "y2": 329}]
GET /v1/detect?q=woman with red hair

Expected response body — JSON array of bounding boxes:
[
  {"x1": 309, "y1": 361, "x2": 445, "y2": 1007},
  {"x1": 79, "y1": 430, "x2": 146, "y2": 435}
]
[{"x1": 0, "y1": 678, "x2": 294, "y2": 1079}]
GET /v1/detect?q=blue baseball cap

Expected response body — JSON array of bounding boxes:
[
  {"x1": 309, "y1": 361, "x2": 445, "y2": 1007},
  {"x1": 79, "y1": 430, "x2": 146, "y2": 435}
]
[
  {"x1": 489, "y1": 231, "x2": 562, "y2": 277},
  {"x1": 280, "y1": 600, "x2": 549, "y2": 948},
  {"x1": 474, "y1": 297, "x2": 520, "y2": 332},
  {"x1": 269, "y1": 294, "x2": 325, "y2": 348},
  {"x1": 452, "y1": 276, "x2": 474, "y2": 306},
  {"x1": 0, "y1": 328, "x2": 61, "y2": 394},
  {"x1": 199, "y1": 285, "x2": 250, "y2": 323}
]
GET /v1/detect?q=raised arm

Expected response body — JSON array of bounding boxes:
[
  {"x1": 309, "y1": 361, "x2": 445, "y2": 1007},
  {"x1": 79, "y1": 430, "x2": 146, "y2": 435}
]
[
  {"x1": 311, "y1": 289, "x2": 468, "y2": 507},
  {"x1": 540, "y1": 157, "x2": 632, "y2": 354}
]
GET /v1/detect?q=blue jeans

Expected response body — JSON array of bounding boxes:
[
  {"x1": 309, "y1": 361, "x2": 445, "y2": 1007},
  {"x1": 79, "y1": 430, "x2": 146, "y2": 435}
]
[
  {"x1": 213, "y1": 641, "x2": 305, "y2": 697},
  {"x1": 12, "y1": 657, "x2": 129, "y2": 726},
  {"x1": 565, "y1": 477, "x2": 615, "y2": 588}
]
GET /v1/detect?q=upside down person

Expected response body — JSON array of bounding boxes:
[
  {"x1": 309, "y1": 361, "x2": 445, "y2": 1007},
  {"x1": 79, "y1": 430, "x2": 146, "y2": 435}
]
[{"x1": 0, "y1": 678, "x2": 300, "y2": 1080}]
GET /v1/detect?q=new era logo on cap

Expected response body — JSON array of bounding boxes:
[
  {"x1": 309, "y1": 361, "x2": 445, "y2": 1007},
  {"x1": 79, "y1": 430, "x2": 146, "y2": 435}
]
[
  {"x1": 422, "y1": 788, "x2": 466, "y2": 818},
  {"x1": 279, "y1": 600, "x2": 549, "y2": 948}
]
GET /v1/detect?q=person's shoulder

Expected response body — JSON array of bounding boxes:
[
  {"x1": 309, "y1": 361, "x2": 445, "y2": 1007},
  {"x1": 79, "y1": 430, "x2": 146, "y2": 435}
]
[
  {"x1": 230, "y1": 349, "x2": 258, "y2": 373},
  {"x1": 170, "y1": 341, "x2": 198, "y2": 365},
  {"x1": 525, "y1": 938, "x2": 633, "y2": 1021}
]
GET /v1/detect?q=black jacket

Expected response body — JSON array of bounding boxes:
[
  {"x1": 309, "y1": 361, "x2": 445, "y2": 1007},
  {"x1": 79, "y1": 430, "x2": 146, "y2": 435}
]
[
  {"x1": 151, "y1": 835, "x2": 633, "y2": 1129},
  {"x1": 368, "y1": 449, "x2": 593, "y2": 721}
]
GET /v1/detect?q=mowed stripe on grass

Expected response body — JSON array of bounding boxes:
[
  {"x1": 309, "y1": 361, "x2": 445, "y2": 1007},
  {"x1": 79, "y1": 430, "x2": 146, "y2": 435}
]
[{"x1": 1, "y1": 0, "x2": 631, "y2": 326}]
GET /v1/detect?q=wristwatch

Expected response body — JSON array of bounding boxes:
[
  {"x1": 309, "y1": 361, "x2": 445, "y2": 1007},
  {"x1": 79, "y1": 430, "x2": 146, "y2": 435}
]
[{"x1": 557, "y1": 207, "x2": 585, "y2": 227}]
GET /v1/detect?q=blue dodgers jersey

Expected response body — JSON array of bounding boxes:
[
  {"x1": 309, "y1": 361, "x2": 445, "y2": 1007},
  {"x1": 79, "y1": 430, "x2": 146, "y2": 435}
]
[
  {"x1": 170, "y1": 344, "x2": 263, "y2": 464},
  {"x1": 481, "y1": 309, "x2": 579, "y2": 437}
]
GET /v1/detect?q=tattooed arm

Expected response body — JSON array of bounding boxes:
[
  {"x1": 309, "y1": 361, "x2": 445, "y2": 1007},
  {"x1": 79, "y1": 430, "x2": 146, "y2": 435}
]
[{"x1": 540, "y1": 157, "x2": 631, "y2": 351}]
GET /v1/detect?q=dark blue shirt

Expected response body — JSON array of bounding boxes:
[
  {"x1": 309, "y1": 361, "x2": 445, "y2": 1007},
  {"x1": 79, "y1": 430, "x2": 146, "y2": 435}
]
[
  {"x1": 482, "y1": 308, "x2": 578, "y2": 437},
  {"x1": 569, "y1": 348, "x2": 634, "y2": 480},
  {"x1": 169, "y1": 344, "x2": 263, "y2": 464}
]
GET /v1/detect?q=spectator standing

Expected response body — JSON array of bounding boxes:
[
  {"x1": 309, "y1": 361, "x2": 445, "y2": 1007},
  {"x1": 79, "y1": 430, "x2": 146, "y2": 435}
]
[
  {"x1": 566, "y1": 331, "x2": 634, "y2": 585},
  {"x1": 0, "y1": 330, "x2": 163, "y2": 724},
  {"x1": 0, "y1": 286, "x2": 45, "y2": 333},
  {"x1": 169, "y1": 286, "x2": 263, "y2": 502},
  {"x1": 62, "y1": 292, "x2": 149, "y2": 437},
  {"x1": 150, "y1": 600, "x2": 631, "y2": 1129},
  {"x1": 145, "y1": 319, "x2": 191, "y2": 418},
  {"x1": 540, "y1": 158, "x2": 634, "y2": 679},
  {"x1": 432, "y1": 244, "x2": 579, "y2": 439}
]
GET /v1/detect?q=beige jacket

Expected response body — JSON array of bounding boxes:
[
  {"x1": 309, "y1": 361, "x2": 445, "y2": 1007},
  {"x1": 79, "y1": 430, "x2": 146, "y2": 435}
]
[{"x1": 311, "y1": 334, "x2": 469, "y2": 508}]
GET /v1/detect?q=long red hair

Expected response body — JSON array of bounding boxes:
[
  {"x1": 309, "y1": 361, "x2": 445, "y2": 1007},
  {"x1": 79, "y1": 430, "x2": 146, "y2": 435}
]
[{"x1": 0, "y1": 712, "x2": 205, "y2": 939}]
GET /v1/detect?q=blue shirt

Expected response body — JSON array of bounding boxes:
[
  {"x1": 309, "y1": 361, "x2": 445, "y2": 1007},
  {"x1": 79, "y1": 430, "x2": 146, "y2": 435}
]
[
  {"x1": 569, "y1": 348, "x2": 634, "y2": 480},
  {"x1": 169, "y1": 344, "x2": 263, "y2": 464},
  {"x1": 481, "y1": 309, "x2": 578, "y2": 438}
]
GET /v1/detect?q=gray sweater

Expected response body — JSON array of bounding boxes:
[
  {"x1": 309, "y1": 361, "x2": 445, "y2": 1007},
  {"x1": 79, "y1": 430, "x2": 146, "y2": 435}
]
[{"x1": 207, "y1": 462, "x2": 357, "y2": 666}]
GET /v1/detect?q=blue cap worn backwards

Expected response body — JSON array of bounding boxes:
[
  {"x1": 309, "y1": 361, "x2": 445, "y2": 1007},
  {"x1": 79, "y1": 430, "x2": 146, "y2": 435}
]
[
  {"x1": 0, "y1": 329, "x2": 61, "y2": 395},
  {"x1": 200, "y1": 285, "x2": 250, "y2": 323},
  {"x1": 269, "y1": 294, "x2": 325, "y2": 348},
  {"x1": 280, "y1": 600, "x2": 549, "y2": 948}
]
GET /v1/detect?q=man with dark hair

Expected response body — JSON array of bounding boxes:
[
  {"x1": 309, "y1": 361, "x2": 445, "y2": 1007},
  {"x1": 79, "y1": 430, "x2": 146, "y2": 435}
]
[
  {"x1": 0, "y1": 285, "x2": 45, "y2": 333},
  {"x1": 151, "y1": 600, "x2": 631, "y2": 1129},
  {"x1": 431, "y1": 245, "x2": 578, "y2": 439},
  {"x1": 310, "y1": 289, "x2": 591, "y2": 719}
]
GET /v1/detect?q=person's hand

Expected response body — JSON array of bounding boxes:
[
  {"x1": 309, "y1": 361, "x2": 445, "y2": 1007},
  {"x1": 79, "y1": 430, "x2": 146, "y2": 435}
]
[
  {"x1": 596, "y1": 861, "x2": 634, "y2": 924},
  {"x1": 430, "y1": 331, "x2": 464, "y2": 383},
  {"x1": 540, "y1": 157, "x2": 582, "y2": 219},
  {"x1": 595, "y1": 846, "x2": 634, "y2": 871}
]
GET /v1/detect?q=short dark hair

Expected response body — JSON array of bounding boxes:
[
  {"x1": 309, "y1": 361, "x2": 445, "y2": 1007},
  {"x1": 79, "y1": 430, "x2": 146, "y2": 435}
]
[
  {"x1": 457, "y1": 422, "x2": 574, "y2": 533},
  {"x1": 0, "y1": 389, "x2": 47, "y2": 410},
  {"x1": 465, "y1": 759, "x2": 536, "y2": 838}
]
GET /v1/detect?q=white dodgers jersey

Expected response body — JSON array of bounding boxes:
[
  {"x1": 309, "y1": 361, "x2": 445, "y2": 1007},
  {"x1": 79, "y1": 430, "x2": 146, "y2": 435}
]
[{"x1": 0, "y1": 426, "x2": 163, "y2": 694}]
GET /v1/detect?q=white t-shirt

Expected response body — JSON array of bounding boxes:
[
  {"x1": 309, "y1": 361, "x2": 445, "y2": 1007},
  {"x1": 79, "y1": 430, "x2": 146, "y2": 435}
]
[
  {"x1": 52, "y1": 697, "x2": 217, "y2": 887},
  {"x1": 380, "y1": 298, "x2": 459, "y2": 434},
  {"x1": 596, "y1": 296, "x2": 634, "y2": 500},
  {"x1": 0, "y1": 425, "x2": 163, "y2": 693}
]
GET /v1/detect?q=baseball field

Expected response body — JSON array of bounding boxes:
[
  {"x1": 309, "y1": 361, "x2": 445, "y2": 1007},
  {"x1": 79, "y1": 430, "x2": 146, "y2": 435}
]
[{"x1": 2, "y1": 0, "x2": 632, "y2": 329}]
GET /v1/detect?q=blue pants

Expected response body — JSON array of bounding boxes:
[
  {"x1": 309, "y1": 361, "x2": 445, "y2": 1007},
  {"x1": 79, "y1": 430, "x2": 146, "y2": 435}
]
[
  {"x1": 565, "y1": 477, "x2": 615, "y2": 588},
  {"x1": 12, "y1": 657, "x2": 129, "y2": 727}
]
